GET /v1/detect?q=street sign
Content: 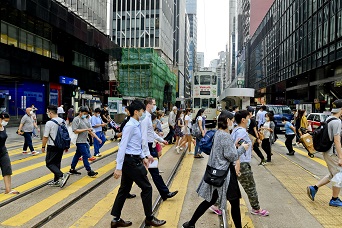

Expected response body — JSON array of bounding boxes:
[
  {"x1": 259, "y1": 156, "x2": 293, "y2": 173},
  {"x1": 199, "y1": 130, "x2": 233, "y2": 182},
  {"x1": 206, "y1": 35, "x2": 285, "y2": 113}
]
[
  {"x1": 59, "y1": 76, "x2": 78, "y2": 86},
  {"x1": 81, "y1": 94, "x2": 92, "y2": 99},
  {"x1": 21, "y1": 96, "x2": 26, "y2": 109}
]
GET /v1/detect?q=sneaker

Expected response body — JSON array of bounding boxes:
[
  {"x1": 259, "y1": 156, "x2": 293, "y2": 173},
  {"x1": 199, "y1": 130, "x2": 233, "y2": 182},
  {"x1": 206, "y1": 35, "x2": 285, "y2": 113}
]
[
  {"x1": 307, "y1": 186, "x2": 317, "y2": 201},
  {"x1": 88, "y1": 157, "x2": 96, "y2": 161},
  {"x1": 259, "y1": 159, "x2": 267, "y2": 166},
  {"x1": 22, "y1": 151, "x2": 28, "y2": 154},
  {"x1": 31, "y1": 151, "x2": 39, "y2": 156},
  {"x1": 209, "y1": 205, "x2": 222, "y2": 215},
  {"x1": 180, "y1": 147, "x2": 184, "y2": 151},
  {"x1": 47, "y1": 180, "x2": 60, "y2": 187},
  {"x1": 88, "y1": 170, "x2": 98, "y2": 177},
  {"x1": 176, "y1": 147, "x2": 180, "y2": 154},
  {"x1": 251, "y1": 208, "x2": 269, "y2": 217},
  {"x1": 329, "y1": 198, "x2": 342, "y2": 207},
  {"x1": 188, "y1": 151, "x2": 195, "y2": 155},
  {"x1": 69, "y1": 169, "x2": 81, "y2": 175},
  {"x1": 182, "y1": 221, "x2": 195, "y2": 228},
  {"x1": 59, "y1": 173, "x2": 70, "y2": 188},
  {"x1": 95, "y1": 153, "x2": 102, "y2": 157}
]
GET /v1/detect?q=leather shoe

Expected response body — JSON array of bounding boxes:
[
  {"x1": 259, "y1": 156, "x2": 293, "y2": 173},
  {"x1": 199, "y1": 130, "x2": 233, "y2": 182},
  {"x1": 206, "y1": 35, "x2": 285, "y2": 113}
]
[
  {"x1": 163, "y1": 190, "x2": 178, "y2": 201},
  {"x1": 111, "y1": 218, "x2": 132, "y2": 227},
  {"x1": 127, "y1": 193, "x2": 136, "y2": 199},
  {"x1": 145, "y1": 216, "x2": 166, "y2": 227}
]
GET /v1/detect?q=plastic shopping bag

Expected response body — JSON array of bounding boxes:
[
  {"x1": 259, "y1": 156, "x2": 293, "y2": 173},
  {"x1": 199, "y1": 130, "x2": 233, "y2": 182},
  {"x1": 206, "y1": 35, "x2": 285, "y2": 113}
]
[
  {"x1": 68, "y1": 126, "x2": 77, "y2": 145},
  {"x1": 331, "y1": 169, "x2": 342, "y2": 188}
]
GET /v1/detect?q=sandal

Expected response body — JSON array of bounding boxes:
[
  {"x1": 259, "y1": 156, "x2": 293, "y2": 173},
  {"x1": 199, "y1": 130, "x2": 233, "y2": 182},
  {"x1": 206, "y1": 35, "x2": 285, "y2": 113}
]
[
  {"x1": 194, "y1": 154, "x2": 204, "y2": 158},
  {"x1": 5, "y1": 190, "x2": 20, "y2": 194},
  {"x1": 251, "y1": 209, "x2": 269, "y2": 217}
]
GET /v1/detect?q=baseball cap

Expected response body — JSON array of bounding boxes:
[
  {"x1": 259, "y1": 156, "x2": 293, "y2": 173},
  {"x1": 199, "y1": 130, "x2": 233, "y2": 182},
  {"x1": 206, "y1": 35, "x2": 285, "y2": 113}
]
[
  {"x1": 247, "y1": 106, "x2": 254, "y2": 113},
  {"x1": 331, "y1": 99, "x2": 342, "y2": 113}
]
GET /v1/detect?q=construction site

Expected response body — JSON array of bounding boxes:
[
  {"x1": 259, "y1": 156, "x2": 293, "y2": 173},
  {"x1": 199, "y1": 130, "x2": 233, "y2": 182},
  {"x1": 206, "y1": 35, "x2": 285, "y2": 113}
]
[{"x1": 117, "y1": 48, "x2": 177, "y2": 108}]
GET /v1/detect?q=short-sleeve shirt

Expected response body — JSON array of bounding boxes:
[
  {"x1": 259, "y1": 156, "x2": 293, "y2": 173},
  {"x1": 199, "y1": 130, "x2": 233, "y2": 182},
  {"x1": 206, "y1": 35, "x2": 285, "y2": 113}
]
[
  {"x1": 67, "y1": 108, "x2": 74, "y2": 118},
  {"x1": 185, "y1": 115, "x2": 192, "y2": 129},
  {"x1": 91, "y1": 115, "x2": 103, "y2": 132},
  {"x1": 0, "y1": 128, "x2": 8, "y2": 153},
  {"x1": 72, "y1": 116, "x2": 91, "y2": 143},
  {"x1": 44, "y1": 117, "x2": 64, "y2": 146},
  {"x1": 285, "y1": 121, "x2": 295, "y2": 135},
  {"x1": 20, "y1": 114, "x2": 34, "y2": 132},
  {"x1": 247, "y1": 117, "x2": 257, "y2": 137},
  {"x1": 101, "y1": 109, "x2": 109, "y2": 123},
  {"x1": 326, "y1": 116, "x2": 341, "y2": 141}
]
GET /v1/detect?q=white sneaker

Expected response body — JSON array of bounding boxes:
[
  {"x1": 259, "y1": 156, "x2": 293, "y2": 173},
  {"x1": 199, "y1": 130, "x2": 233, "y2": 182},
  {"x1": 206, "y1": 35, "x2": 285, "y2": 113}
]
[
  {"x1": 180, "y1": 147, "x2": 184, "y2": 151},
  {"x1": 188, "y1": 151, "x2": 195, "y2": 155},
  {"x1": 176, "y1": 147, "x2": 180, "y2": 154},
  {"x1": 31, "y1": 151, "x2": 39, "y2": 156}
]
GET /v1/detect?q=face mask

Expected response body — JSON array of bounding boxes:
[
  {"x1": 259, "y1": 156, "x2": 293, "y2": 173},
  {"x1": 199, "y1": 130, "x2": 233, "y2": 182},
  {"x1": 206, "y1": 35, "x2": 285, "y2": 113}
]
[
  {"x1": 97, "y1": 114, "x2": 101, "y2": 117},
  {"x1": 1, "y1": 120, "x2": 8, "y2": 127},
  {"x1": 139, "y1": 112, "x2": 146, "y2": 121},
  {"x1": 151, "y1": 105, "x2": 157, "y2": 113},
  {"x1": 81, "y1": 115, "x2": 87, "y2": 119},
  {"x1": 46, "y1": 112, "x2": 51, "y2": 119},
  {"x1": 266, "y1": 117, "x2": 270, "y2": 121},
  {"x1": 247, "y1": 119, "x2": 251, "y2": 127},
  {"x1": 30, "y1": 111, "x2": 33, "y2": 115}
]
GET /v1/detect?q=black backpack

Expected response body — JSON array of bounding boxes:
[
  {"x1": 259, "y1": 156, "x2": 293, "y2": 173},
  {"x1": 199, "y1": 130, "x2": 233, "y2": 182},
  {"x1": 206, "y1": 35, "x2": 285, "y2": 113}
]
[
  {"x1": 49, "y1": 119, "x2": 71, "y2": 150},
  {"x1": 312, "y1": 117, "x2": 337, "y2": 152}
]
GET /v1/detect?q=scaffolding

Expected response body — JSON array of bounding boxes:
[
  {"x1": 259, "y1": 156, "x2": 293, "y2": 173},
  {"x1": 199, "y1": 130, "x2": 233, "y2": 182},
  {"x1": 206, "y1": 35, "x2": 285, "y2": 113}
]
[{"x1": 117, "y1": 48, "x2": 177, "y2": 107}]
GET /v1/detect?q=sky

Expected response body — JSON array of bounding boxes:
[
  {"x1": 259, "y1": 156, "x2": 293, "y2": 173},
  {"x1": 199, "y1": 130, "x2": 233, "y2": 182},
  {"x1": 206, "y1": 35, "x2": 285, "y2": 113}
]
[{"x1": 197, "y1": 0, "x2": 230, "y2": 67}]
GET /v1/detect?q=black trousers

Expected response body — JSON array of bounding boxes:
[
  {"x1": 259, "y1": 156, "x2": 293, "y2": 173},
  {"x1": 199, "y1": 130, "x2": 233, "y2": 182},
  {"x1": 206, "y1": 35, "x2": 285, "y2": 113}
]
[
  {"x1": 164, "y1": 125, "x2": 174, "y2": 142},
  {"x1": 46, "y1": 145, "x2": 64, "y2": 181},
  {"x1": 111, "y1": 156, "x2": 153, "y2": 218},
  {"x1": 148, "y1": 143, "x2": 169, "y2": 199},
  {"x1": 261, "y1": 138, "x2": 271, "y2": 161},
  {"x1": 252, "y1": 140, "x2": 265, "y2": 160},
  {"x1": 285, "y1": 134, "x2": 295, "y2": 153}
]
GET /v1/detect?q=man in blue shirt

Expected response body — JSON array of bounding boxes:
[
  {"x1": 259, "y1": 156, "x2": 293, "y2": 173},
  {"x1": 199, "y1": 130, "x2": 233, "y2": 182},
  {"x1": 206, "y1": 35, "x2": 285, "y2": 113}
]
[
  {"x1": 111, "y1": 100, "x2": 166, "y2": 228},
  {"x1": 91, "y1": 108, "x2": 107, "y2": 157}
]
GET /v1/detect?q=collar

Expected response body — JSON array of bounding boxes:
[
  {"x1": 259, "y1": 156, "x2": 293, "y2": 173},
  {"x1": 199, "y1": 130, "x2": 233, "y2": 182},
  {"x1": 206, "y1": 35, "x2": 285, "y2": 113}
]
[
  {"x1": 130, "y1": 117, "x2": 140, "y2": 126},
  {"x1": 145, "y1": 111, "x2": 151, "y2": 117}
]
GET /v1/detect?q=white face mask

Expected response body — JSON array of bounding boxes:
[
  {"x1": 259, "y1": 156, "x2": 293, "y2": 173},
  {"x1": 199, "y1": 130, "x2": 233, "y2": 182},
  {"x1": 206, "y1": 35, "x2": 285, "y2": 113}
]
[
  {"x1": 1, "y1": 120, "x2": 8, "y2": 127},
  {"x1": 228, "y1": 120, "x2": 234, "y2": 130},
  {"x1": 29, "y1": 111, "x2": 33, "y2": 115}
]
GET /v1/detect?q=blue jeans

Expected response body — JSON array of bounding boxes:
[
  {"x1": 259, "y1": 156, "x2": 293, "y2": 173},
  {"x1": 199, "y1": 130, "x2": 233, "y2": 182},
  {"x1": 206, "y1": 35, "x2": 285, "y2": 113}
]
[
  {"x1": 94, "y1": 131, "x2": 106, "y2": 155},
  {"x1": 71, "y1": 143, "x2": 91, "y2": 171},
  {"x1": 195, "y1": 137, "x2": 201, "y2": 155},
  {"x1": 23, "y1": 132, "x2": 34, "y2": 152}
]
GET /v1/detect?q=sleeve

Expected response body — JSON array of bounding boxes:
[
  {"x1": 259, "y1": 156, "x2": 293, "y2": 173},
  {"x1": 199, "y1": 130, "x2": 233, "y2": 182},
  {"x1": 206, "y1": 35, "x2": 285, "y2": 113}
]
[
  {"x1": 223, "y1": 135, "x2": 246, "y2": 161},
  {"x1": 43, "y1": 122, "x2": 51, "y2": 138},
  {"x1": 141, "y1": 119, "x2": 151, "y2": 157},
  {"x1": 270, "y1": 121, "x2": 275, "y2": 131},
  {"x1": 116, "y1": 125, "x2": 134, "y2": 170},
  {"x1": 168, "y1": 114, "x2": 172, "y2": 125},
  {"x1": 20, "y1": 116, "x2": 26, "y2": 125},
  {"x1": 72, "y1": 118, "x2": 79, "y2": 132},
  {"x1": 153, "y1": 131, "x2": 164, "y2": 143},
  {"x1": 90, "y1": 116, "x2": 96, "y2": 127}
]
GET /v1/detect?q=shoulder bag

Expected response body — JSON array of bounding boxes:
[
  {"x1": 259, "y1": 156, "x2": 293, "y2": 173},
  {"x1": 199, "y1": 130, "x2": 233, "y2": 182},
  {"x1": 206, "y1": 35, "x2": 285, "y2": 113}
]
[{"x1": 203, "y1": 165, "x2": 229, "y2": 187}]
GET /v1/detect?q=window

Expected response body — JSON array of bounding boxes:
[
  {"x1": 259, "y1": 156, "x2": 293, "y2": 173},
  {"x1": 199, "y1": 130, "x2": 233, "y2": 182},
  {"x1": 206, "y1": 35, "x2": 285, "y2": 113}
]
[
  {"x1": 27, "y1": 33, "x2": 34, "y2": 52},
  {"x1": 1, "y1": 22, "x2": 8, "y2": 44},
  {"x1": 313, "y1": 115, "x2": 320, "y2": 122},
  {"x1": 211, "y1": 76, "x2": 217, "y2": 85},
  {"x1": 201, "y1": 99, "x2": 209, "y2": 108},
  {"x1": 35, "y1": 37, "x2": 43, "y2": 55},
  {"x1": 209, "y1": 98, "x2": 216, "y2": 108},
  {"x1": 19, "y1": 30, "x2": 27, "y2": 50},
  {"x1": 200, "y1": 75, "x2": 211, "y2": 85},
  {"x1": 194, "y1": 75, "x2": 199, "y2": 85},
  {"x1": 7, "y1": 24, "x2": 18, "y2": 47},
  {"x1": 194, "y1": 98, "x2": 200, "y2": 108}
]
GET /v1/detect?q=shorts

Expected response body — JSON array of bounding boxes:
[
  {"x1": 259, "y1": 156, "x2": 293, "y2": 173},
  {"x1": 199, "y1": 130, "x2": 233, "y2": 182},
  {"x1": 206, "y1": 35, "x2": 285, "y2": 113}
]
[
  {"x1": 0, "y1": 150, "x2": 12, "y2": 176},
  {"x1": 323, "y1": 150, "x2": 340, "y2": 180}
]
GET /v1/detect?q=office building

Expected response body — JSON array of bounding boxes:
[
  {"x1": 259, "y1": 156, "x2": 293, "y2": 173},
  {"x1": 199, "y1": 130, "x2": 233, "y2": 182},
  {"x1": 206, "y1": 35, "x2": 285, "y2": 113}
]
[
  {"x1": 186, "y1": 0, "x2": 197, "y2": 80},
  {"x1": 197, "y1": 52, "x2": 204, "y2": 70}
]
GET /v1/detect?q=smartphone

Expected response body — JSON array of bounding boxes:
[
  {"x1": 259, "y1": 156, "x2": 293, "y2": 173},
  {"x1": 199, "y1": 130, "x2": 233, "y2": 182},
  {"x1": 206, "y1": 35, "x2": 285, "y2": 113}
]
[{"x1": 237, "y1": 139, "x2": 245, "y2": 145}]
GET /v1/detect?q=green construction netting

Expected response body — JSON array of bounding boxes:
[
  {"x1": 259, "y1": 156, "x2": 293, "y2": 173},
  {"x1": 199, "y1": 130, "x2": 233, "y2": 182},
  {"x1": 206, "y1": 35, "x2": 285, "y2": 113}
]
[{"x1": 117, "y1": 48, "x2": 177, "y2": 107}]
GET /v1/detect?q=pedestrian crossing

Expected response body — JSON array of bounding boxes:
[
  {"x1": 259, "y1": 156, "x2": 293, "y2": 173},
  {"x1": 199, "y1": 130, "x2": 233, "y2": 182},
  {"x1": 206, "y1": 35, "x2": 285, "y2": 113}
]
[{"x1": 1, "y1": 137, "x2": 341, "y2": 227}]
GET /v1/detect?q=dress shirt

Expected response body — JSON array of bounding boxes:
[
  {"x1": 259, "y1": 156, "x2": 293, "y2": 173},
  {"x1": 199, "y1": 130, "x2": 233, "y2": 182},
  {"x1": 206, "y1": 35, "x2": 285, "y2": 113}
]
[
  {"x1": 141, "y1": 111, "x2": 164, "y2": 156},
  {"x1": 116, "y1": 118, "x2": 144, "y2": 170},
  {"x1": 91, "y1": 115, "x2": 103, "y2": 132},
  {"x1": 168, "y1": 111, "x2": 176, "y2": 127},
  {"x1": 257, "y1": 110, "x2": 267, "y2": 128}
]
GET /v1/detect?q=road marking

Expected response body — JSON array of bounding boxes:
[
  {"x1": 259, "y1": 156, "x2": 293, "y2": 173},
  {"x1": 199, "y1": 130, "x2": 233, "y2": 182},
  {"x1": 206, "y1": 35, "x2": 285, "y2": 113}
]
[
  {"x1": 155, "y1": 147, "x2": 194, "y2": 227},
  {"x1": 275, "y1": 140, "x2": 327, "y2": 167},
  {"x1": 263, "y1": 151, "x2": 342, "y2": 227},
  {"x1": 70, "y1": 144, "x2": 173, "y2": 227},
  {"x1": 1, "y1": 161, "x2": 116, "y2": 227},
  {"x1": 1, "y1": 141, "x2": 113, "y2": 180},
  {"x1": 0, "y1": 146, "x2": 118, "y2": 203}
]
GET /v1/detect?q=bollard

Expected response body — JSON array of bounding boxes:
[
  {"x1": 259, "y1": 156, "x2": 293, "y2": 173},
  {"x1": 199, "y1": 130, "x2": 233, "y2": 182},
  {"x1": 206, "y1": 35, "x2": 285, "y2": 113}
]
[{"x1": 40, "y1": 122, "x2": 43, "y2": 140}]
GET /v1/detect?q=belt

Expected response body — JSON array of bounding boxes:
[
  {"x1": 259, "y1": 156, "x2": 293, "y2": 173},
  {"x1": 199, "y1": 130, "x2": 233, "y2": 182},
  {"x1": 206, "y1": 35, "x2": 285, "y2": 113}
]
[{"x1": 125, "y1": 154, "x2": 141, "y2": 158}]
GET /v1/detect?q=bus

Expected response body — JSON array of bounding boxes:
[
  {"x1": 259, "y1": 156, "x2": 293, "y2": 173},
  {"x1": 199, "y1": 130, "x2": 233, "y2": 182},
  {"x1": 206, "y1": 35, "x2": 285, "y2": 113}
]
[{"x1": 192, "y1": 70, "x2": 219, "y2": 128}]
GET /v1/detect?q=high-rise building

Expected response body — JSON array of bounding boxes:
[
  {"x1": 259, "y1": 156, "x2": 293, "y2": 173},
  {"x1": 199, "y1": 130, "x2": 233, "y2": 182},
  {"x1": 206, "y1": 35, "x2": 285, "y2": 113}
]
[
  {"x1": 184, "y1": 14, "x2": 191, "y2": 99},
  {"x1": 186, "y1": 0, "x2": 197, "y2": 80},
  {"x1": 112, "y1": 0, "x2": 174, "y2": 64},
  {"x1": 0, "y1": 0, "x2": 119, "y2": 120},
  {"x1": 197, "y1": 52, "x2": 204, "y2": 70}
]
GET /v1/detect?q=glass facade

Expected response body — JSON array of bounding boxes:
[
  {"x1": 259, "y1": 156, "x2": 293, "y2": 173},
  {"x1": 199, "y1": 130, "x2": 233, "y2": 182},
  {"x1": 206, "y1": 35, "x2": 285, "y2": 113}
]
[{"x1": 248, "y1": 0, "x2": 342, "y2": 92}]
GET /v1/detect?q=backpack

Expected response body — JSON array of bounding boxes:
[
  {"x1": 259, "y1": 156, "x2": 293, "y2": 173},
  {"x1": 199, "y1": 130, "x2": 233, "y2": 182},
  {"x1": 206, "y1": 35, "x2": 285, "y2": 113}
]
[
  {"x1": 199, "y1": 130, "x2": 217, "y2": 155},
  {"x1": 49, "y1": 119, "x2": 71, "y2": 150},
  {"x1": 191, "y1": 117, "x2": 202, "y2": 138},
  {"x1": 312, "y1": 117, "x2": 337, "y2": 152}
]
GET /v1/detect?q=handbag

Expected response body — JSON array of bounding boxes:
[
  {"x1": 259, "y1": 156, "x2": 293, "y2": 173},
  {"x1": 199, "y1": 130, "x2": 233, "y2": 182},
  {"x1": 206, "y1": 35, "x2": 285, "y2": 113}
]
[
  {"x1": 203, "y1": 165, "x2": 229, "y2": 187},
  {"x1": 258, "y1": 131, "x2": 264, "y2": 140}
]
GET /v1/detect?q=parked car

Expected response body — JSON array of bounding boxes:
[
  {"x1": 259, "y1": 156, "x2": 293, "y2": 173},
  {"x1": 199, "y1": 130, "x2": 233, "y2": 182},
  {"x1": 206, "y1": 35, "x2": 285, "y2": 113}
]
[
  {"x1": 255, "y1": 105, "x2": 294, "y2": 132},
  {"x1": 307, "y1": 113, "x2": 330, "y2": 130}
]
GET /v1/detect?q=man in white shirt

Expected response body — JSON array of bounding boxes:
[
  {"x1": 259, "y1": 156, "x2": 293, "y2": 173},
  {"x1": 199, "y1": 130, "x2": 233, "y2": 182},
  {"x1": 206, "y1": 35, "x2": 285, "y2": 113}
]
[
  {"x1": 141, "y1": 98, "x2": 178, "y2": 201},
  {"x1": 256, "y1": 105, "x2": 267, "y2": 128},
  {"x1": 164, "y1": 106, "x2": 177, "y2": 144}
]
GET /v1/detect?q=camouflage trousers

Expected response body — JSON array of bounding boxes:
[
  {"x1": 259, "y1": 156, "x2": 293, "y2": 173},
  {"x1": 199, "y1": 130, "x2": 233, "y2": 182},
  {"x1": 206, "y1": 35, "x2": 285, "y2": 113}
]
[{"x1": 237, "y1": 162, "x2": 260, "y2": 210}]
